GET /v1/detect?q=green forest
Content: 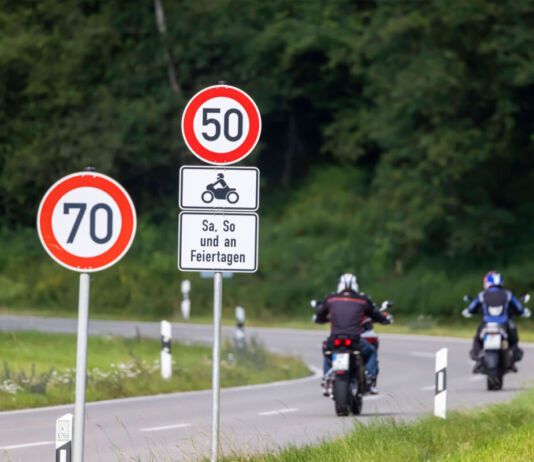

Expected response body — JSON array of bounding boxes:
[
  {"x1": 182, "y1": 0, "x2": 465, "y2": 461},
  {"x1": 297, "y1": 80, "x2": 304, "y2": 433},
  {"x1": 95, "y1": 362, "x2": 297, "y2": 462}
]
[{"x1": 1, "y1": 0, "x2": 534, "y2": 320}]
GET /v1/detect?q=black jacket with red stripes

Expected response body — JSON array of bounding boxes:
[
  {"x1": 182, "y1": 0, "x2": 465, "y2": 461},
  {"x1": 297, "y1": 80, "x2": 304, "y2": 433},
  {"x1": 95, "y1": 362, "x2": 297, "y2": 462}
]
[{"x1": 314, "y1": 290, "x2": 388, "y2": 336}]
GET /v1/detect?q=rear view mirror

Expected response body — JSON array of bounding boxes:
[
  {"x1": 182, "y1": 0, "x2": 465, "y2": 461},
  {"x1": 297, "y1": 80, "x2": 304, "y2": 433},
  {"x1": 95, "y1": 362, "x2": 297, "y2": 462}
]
[{"x1": 310, "y1": 300, "x2": 317, "y2": 309}]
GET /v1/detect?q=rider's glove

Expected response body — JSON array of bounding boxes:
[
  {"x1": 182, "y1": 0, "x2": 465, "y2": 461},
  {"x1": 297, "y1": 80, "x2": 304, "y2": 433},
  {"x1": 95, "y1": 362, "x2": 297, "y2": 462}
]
[
  {"x1": 523, "y1": 308, "x2": 531, "y2": 318},
  {"x1": 461, "y1": 308, "x2": 472, "y2": 318},
  {"x1": 382, "y1": 313, "x2": 393, "y2": 324}
]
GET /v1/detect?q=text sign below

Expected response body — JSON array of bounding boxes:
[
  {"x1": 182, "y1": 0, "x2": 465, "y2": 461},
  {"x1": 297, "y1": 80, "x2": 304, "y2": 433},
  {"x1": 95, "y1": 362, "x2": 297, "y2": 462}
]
[
  {"x1": 178, "y1": 212, "x2": 258, "y2": 272},
  {"x1": 179, "y1": 166, "x2": 259, "y2": 211}
]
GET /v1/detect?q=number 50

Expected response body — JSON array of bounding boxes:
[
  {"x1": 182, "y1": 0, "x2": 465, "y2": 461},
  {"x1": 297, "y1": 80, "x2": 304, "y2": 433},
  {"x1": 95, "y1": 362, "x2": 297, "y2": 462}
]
[{"x1": 64, "y1": 203, "x2": 113, "y2": 244}]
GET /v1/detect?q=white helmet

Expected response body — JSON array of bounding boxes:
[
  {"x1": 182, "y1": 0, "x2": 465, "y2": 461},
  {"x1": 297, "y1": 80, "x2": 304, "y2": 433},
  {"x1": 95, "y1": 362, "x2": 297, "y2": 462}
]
[{"x1": 337, "y1": 273, "x2": 359, "y2": 293}]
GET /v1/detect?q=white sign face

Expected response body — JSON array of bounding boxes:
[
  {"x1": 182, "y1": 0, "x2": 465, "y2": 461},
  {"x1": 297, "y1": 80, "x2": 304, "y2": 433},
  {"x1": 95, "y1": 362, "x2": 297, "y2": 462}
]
[
  {"x1": 179, "y1": 166, "x2": 259, "y2": 211},
  {"x1": 178, "y1": 212, "x2": 258, "y2": 272},
  {"x1": 37, "y1": 172, "x2": 137, "y2": 272},
  {"x1": 181, "y1": 85, "x2": 261, "y2": 165}
]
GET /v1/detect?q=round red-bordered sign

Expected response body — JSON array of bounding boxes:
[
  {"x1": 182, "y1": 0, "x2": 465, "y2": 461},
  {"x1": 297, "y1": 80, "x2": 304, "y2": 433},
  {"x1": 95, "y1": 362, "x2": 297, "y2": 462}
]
[
  {"x1": 181, "y1": 85, "x2": 261, "y2": 165},
  {"x1": 37, "y1": 172, "x2": 137, "y2": 272}
]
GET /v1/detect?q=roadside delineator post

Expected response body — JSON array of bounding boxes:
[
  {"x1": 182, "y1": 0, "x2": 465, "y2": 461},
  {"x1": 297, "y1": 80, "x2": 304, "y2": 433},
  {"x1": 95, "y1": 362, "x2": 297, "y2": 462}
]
[
  {"x1": 56, "y1": 413, "x2": 73, "y2": 462},
  {"x1": 234, "y1": 306, "x2": 245, "y2": 351},
  {"x1": 434, "y1": 348, "x2": 448, "y2": 419},
  {"x1": 181, "y1": 279, "x2": 191, "y2": 319},
  {"x1": 161, "y1": 320, "x2": 172, "y2": 379}
]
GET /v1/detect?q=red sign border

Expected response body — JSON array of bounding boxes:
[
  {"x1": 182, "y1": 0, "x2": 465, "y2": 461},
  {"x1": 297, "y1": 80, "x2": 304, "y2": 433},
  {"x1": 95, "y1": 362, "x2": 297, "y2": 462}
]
[
  {"x1": 37, "y1": 172, "x2": 137, "y2": 272},
  {"x1": 181, "y1": 85, "x2": 261, "y2": 165}
]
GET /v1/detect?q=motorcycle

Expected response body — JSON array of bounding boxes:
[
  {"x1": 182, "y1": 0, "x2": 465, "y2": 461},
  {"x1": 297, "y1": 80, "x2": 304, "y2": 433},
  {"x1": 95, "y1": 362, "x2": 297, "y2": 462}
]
[
  {"x1": 201, "y1": 183, "x2": 239, "y2": 204},
  {"x1": 311, "y1": 299, "x2": 392, "y2": 416},
  {"x1": 462, "y1": 293, "x2": 530, "y2": 391}
]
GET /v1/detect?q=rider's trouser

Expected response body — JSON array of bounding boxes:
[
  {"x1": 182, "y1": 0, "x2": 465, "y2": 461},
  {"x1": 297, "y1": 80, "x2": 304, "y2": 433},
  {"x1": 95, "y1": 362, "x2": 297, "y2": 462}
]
[
  {"x1": 323, "y1": 338, "x2": 378, "y2": 378},
  {"x1": 471, "y1": 321, "x2": 522, "y2": 361}
]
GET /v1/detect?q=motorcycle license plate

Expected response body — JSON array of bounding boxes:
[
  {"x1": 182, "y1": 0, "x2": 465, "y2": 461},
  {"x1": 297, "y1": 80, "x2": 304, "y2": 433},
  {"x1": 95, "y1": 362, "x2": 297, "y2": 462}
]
[
  {"x1": 484, "y1": 334, "x2": 502, "y2": 350},
  {"x1": 332, "y1": 353, "x2": 349, "y2": 371}
]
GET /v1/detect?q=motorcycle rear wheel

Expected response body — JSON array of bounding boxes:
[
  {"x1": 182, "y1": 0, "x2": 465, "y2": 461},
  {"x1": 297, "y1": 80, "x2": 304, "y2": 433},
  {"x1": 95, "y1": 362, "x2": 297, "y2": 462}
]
[
  {"x1": 201, "y1": 191, "x2": 214, "y2": 203},
  {"x1": 333, "y1": 377, "x2": 350, "y2": 416}
]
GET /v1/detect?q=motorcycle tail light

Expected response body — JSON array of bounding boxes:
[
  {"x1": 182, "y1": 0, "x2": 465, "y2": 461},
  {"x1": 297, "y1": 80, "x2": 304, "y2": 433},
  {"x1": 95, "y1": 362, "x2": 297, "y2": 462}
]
[
  {"x1": 344, "y1": 339, "x2": 352, "y2": 346},
  {"x1": 334, "y1": 339, "x2": 341, "y2": 346}
]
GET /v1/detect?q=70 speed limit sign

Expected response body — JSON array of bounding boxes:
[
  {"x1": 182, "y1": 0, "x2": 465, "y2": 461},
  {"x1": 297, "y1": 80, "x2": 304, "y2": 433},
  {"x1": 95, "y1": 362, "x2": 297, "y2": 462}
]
[
  {"x1": 181, "y1": 85, "x2": 261, "y2": 165},
  {"x1": 37, "y1": 171, "x2": 137, "y2": 272}
]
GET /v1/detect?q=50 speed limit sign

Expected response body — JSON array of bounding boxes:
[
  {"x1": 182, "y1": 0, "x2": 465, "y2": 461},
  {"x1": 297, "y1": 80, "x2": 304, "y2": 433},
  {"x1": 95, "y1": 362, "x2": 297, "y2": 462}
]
[
  {"x1": 37, "y1": 172, "x2": 137, "y2": 272},
  {"x1": 181, "y1": 84, "x2": 261, "y2": 165}
]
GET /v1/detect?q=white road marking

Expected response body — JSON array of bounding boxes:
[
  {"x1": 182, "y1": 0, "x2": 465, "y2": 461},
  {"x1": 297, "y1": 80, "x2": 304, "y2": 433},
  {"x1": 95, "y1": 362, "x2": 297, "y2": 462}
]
[
  {"x1": 140, "y1": 423, "x2": 191, "y2": 432},
  {"x1": 363, "y1": 395, "x2": 384, "y2": 401},
  {"x1": 410, "y1": 351, "x2": 435, "y2": 358},
  {"x1": 0, "y1": 365, "x2": 322, "y2": 417},
  {"x1": 0, "y1": 441, "x2": 54, "y2": 451},
  {"x1": 258, "y1": 407, "x2": 298, "y2": 416}
]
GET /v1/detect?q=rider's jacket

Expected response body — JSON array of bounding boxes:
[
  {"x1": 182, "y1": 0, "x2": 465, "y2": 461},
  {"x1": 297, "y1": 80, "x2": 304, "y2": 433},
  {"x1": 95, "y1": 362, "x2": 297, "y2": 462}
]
[
  {"x1": 467, "y1": 286, "x2": 524, "y2": 323},
  {"x1": 314, "y1": 290, "x2": 388, "y2": 336}
]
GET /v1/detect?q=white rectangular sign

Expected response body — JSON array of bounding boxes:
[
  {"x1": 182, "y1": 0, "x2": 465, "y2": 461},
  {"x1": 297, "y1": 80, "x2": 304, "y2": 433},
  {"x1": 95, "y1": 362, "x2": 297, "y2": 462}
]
[
  {"x1": 179, "y1": 166, "x2": 259, "y2": 211},
  {"x1": 178, "y1": 212, "x2": 258, "y2": 272}
]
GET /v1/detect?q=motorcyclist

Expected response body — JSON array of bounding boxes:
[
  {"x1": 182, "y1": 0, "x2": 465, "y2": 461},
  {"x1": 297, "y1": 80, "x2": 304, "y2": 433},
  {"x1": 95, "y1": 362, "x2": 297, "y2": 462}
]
[
  {"x1": 212, "y1": 173, "x2": 228, "y2": 190},
  {"x1": 463, "y1": 271, "x2": 530, "y2": 373},
  {"x1": 314, "y1": 273, "x2": 393, "y2": 395}
]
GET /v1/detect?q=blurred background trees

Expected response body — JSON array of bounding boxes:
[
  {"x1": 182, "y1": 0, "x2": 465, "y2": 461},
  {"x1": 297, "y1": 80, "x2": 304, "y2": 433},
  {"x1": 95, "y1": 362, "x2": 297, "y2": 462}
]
[{"x1": 1, "y1": 0, "x2": 533, "y2": 317}]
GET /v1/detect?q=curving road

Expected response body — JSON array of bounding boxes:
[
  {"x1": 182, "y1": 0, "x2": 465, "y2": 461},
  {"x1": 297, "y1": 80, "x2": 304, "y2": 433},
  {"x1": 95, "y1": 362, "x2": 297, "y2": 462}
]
[{"x1": 0, "y1": 315, "x2": 533, "y2": 461}]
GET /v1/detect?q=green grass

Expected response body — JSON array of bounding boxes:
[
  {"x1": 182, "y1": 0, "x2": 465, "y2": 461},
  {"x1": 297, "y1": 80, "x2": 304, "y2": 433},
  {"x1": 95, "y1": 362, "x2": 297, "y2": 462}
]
[
  {"x1": 0, "y1": 331, "x2": 310, "y2": 411},
  {"x1": 224, "y1": 388, "x2": 534, "y2": 462}
]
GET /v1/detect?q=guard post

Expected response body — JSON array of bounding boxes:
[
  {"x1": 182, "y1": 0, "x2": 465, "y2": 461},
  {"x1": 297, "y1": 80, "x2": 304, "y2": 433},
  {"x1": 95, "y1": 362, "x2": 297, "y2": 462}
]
[{"x1": 56, "y1": 413, "x2": 73, "y2": 462}]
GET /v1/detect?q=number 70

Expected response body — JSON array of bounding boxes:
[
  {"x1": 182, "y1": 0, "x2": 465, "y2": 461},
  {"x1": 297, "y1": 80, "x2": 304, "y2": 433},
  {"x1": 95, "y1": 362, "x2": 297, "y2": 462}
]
[{"x1": 63, "y1": 203, "x2": 113, "y2": 244}]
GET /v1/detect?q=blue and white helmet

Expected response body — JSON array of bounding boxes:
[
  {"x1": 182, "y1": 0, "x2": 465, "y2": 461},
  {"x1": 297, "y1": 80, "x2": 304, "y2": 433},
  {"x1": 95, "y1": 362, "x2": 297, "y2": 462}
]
[
  {"x1": 337, "y1": 273, "x2": 359, "y2": 293},
  {"x1": 484, "y1": 271, "x2": 503, "y2": 290}
]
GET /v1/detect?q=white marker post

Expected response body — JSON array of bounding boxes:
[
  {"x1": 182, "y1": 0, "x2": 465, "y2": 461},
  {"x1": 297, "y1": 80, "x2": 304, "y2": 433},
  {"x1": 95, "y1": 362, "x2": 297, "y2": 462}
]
[
  {"x1": 434, "y1": 348, "x2": 448, "y2": 419},
  {"x1": 56, "y1": 413, "x2": 73, "y2": 462},
  {"x1": 37, "y1": 171, "x2": 136, "y2": 462},
  {"x1": 234, "y1": 306, "x2": 245, "y2": 351},
  {"x1": 180, "y1": 83, "x2": 261, "y2": 462},
  {"x1": 181, "y1": 279, "x2": 191, "y2": 319},
  {"x1": 161, "y1": 320, "x2": 172, "y2": 379}
]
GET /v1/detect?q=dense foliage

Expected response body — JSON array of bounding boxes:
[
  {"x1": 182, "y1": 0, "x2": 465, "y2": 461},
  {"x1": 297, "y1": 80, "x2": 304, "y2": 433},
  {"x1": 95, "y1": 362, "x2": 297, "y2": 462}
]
[{"x1": 1, "y1": 0, "x2": 534, "y2": 317}]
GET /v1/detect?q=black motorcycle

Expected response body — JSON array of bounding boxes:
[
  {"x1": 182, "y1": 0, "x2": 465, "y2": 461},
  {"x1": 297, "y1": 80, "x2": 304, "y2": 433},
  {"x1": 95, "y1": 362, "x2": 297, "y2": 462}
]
[
  {"x1": 201, "y1": 183, "x2": 239, "y2": 204},
  {"x1": 462, "y1": 293, "x2": 530, "y2": 391},
  {"x1": 323, "y1": 334, "x2": 366, "y2": 416},
  {"x1": 310, "y1": 299, "x2": 391, "y2": 416}
]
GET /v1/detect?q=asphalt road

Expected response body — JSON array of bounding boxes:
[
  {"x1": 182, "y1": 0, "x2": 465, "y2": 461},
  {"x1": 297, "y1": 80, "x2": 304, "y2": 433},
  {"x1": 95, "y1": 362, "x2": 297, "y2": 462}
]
[{"x1": 1, "y1": 315, "x2": 533, "y2": 462}]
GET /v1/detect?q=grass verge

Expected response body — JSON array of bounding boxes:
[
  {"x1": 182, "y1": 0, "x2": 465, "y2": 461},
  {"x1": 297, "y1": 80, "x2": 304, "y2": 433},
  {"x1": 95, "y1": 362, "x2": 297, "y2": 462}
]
[
  {"x1": 227, "y1": 388, "x2": 534, "y2": 462},
  {"x1": 0, "y1": 331, "x2": 309, "y2": 411}
]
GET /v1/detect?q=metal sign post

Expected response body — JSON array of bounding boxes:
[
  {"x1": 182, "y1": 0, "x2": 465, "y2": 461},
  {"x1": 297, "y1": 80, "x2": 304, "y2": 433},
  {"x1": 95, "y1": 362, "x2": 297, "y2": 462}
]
[
  {"x1": 73, "y1": 273, "x2": 90, "y2": 462},
  {"x1": 211, "y1": 272, "x2": 223, "y2": 461}
]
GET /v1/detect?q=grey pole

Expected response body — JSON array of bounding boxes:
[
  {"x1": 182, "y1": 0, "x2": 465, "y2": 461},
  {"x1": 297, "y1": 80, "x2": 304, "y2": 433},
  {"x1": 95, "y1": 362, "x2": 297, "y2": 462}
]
[
  {"x1": 210, "y1": 271, "x2": 223, "y2": 461},
  {"x1": 73, "y1": 273, "x2": 90, "y2": 462}
]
